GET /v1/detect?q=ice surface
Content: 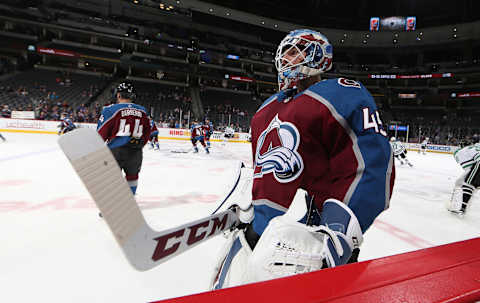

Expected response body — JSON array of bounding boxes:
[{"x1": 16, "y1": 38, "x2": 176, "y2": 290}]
[{"x1": 0, "y1": 132, "x2": 478, "y2": 302}]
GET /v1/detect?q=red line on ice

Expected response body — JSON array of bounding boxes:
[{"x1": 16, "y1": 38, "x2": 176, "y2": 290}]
[
  {"x1": 374, "y1": 219, "x2": 433, "y2": 248},
  {"x1": 0, "y1": 194, "x2": 220, "y2": 212},
  {"x1": 0, "y1": 179, "x2": 31, "y2": 187}
]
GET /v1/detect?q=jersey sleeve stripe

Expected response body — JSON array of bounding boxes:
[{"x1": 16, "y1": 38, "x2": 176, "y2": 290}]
[
  {"x1": 384, "y1": 149, "x2": 394, "y2": 209},
  {"x1": 304, "y1": 89, "x2": 394, "y2": 232},
  {"x1": 303, "y1": 90, "x2": 365, "y2": 206},
  {"x1": 252, "y1": 198, "x2": 289, "y2": 212}
]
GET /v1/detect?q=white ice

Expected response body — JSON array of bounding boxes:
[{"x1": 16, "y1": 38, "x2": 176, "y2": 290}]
[{"x1": 0, "y1": 132, "x2": 479, "y2": 303}]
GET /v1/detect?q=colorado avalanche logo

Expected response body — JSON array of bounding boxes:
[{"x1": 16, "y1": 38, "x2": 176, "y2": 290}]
[{"x1": 254, "y1": 115, "x2": 304, "y2": 183}]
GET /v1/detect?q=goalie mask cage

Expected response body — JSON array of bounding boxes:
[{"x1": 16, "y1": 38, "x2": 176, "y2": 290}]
[{"x1": 153, "y1": 238, "x2": 480, "y2": 303}]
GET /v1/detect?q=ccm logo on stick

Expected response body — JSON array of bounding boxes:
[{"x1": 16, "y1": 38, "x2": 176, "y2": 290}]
[{"x1": 151, "y1": 213, "x2": 232, "y2": 261}]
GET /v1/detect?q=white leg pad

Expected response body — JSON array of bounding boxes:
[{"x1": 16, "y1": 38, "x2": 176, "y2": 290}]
[{"x1": 210, "y1": 230, "x2": 252, "y2": 290}]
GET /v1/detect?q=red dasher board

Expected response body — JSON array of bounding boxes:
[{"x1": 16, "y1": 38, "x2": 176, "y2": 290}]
[{"x1": 153, "y1": 238, "x2": 480, "y2": 303}]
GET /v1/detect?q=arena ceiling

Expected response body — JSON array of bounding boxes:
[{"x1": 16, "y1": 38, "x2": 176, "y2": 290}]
[{"x1": 196, "y1": 0, "x2": 480, "y2": 30}]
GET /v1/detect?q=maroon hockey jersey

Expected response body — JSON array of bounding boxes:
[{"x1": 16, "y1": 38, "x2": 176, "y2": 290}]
[{"x1": 250, "y1": 78, "x2": 395, "y2": 235}]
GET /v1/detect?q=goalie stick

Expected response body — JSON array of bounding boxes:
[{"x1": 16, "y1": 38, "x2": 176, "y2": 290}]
[{"x1": 58, "y1": 128, "x2": 241, "y2": 271}]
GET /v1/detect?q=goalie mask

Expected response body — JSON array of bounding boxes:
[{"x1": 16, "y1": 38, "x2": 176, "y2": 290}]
[{"x1": 275, "y1": 29, "x2": 333, "y2": 91}]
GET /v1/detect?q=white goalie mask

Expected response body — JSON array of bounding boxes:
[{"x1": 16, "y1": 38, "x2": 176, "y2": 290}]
[{"x1": 275, "y1": 29, "x2": 333, "y2": 91}]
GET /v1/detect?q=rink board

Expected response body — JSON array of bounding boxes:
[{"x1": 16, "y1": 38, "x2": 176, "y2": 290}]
[
  {"x1": 0, "y1": 118, "x2": 459, "y2": 152},
  {"x1": 0, "y1": 118, "x2": 250, "y2": 143},
  {"x1": 154, "y1": 238, "x2": 480, "y2": 303}
]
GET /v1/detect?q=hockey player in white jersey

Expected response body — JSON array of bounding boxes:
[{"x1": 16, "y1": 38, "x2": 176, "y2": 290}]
[
  {"x1": 447, "y1": 142, "x2": 480, "y2": 215},
  {"x1": 390, "y1": 137, "x2": 412, "y2": 167},
  {"x1": 419, "y1": 137, "x2": 429, "y2": 155},
  {"x1": 222, "y1": 124, "x2": 235, "y2": 145}
]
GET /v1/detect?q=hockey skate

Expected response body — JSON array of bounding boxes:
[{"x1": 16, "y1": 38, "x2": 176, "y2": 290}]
[
  {"x1": 448, "y1": 209, "x2": 466, "y2": 217},
  {"x1": 446, "y1": 188, "x2": 468, "y2": 217}
]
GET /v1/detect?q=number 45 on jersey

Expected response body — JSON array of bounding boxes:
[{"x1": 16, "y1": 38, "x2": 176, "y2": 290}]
[{"x1": 363, "y1": 108, "x2": 387, "y2": 136}]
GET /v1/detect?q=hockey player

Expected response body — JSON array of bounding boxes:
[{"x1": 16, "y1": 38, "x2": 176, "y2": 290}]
[
  {"x1": 247, "y1": 127, "x2": 252, "y2": 142},
  {"x1": 58, "y1": 114, "x2": 77, "y2": 135},
  {"x1": 190, "y1": 119, "x2": 209, "y2": 154},
  {"x1": 97, "y1": 82, "x2": 151, "y2": 195},
  {"x1": 203, "y1": 118, "x2": 213, "y2": 148},
  {"x1": 222, "y1": 124, "x2": 235, "y2": 145},
  {"x1": 447, "y1": 142, "x2": 480, "y2": 215},
  {"x1": 211, "y1": 29, "x2": 395, "y2": 289},
  {"x1": 390, "y1": 137, "x2": 413, "y2": 167},
  {"x1": 419, "y1": 137, "x2": 429, "y2": 155},
  {"x1": 149, "y1": 118, "x2": 160, "y2": 150}
]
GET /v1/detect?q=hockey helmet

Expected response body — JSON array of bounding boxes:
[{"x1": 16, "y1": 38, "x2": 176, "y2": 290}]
[
  {"x1": 113, "y1": 82, "x2": 136, "y2": 100},
  {"x1": 275, "y1": 29, "x2": 333, "y2": 90},
  {"x1": 390, "y1": 137, "x2": 396, "y2": 142}
]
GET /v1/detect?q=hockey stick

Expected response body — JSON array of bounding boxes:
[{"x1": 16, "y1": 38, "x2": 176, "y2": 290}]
[
  {"x1": 58, "y1": 128, "x2": 240, "y2": 271},
  {"x1": 170, "y1": 148, "x2": 191, "y2": 153},
  {"x1": 211, "y1": 161, "x2": 244, "y2": 215}
]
